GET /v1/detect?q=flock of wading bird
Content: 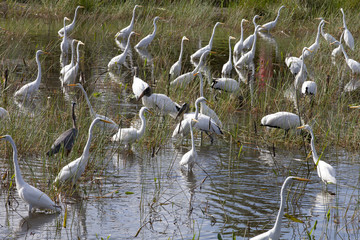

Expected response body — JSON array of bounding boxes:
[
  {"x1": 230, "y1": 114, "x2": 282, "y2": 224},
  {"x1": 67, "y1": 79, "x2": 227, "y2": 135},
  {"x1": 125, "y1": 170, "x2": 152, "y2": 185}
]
[{"x1": 0, "y1": 4, "x2": 359, "y2": 239}]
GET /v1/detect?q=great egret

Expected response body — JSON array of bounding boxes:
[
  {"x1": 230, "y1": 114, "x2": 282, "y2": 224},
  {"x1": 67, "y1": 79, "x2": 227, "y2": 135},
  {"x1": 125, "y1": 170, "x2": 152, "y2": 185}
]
[
  {"x1": 62, "y1": 41, "x2": 84, "y2": 85},
  {"x1": 297, "y1": 125, "x2": 337, "y2": 185},
  {"x1": 197, "y1": 72, "x2": 222, "y2": 127},
  {"x1": 68, "y1": 83, "x2": 119, "y2": 132},
  {"x1": 261, "y1": 112, "x2": 301, "y2": 133},
  {"x1": 0, "y1": 135, "x2": 61, "y2": 213},
  {"x1": 54, "y1": 117, "x2": 112, "y2": 186},
  {"x1": 115, "y1": 5, "x2": 142, "y2": 40},
  {"x1": 294, "y1": 47, "x2": 312, "y2": 89},
  {"x1": 58, "y1": 6, "x2": 85, "y2": 37},
  {"x1": 0, "y1": 107, "x2": 10, "y2": 120},
  {"x1": 172, "y1": 97, "x2": 223, "y2": 138},
  {"x1": 108, "y1": 31, "x2": 137, "y2": 70},
  {"x1": 170, "y1": 50, "x2": 211, "y2": 88},
  {"x1": 221, "y1": 36, "x2": 236, "y2": 77},
  {"x1": 169, "y1": 36, "x2": 189, "y2": 80},
  {"x1": 250, "y1": 176, "x2": 310, "y2": 240},
  {"x1": 338, "y1": 43, "x2": 360, "y2": 75},
  {"x1": 301, "y1": 81, "x2": 317, "y2": 95},
  {"x1": 190, "y1": 22, "x2": 223, "y2": 60},
  {"x1": 47, "y1": 102, "x2": 78, "y2": 157},
  {"x1": 302, "y1": 20, "x2": 326, "y2": 59},
  {"x1": 60, "y1": 39, "x2": 78, "y2": 77},
  {"x1": 259, "y1": 5, "x2": 286, "y2": 32},
  {"x1": 331, "y1": 32, "x2": 344, "y2": 57},
  {"x1": 14, "y1": 50, "x2": 49, "y2": 99},
  {"x1": 316, "y1": 18, "x2": 338, "y2": 45},
  {"x1": 135, "y1": 16, "x2": 161, "y2": 49},
  {"x1": 233, "y1": 19, "x2": 249, "y2": 61},
  {"x1": 340, "y1": 8, "x2": 354, "y2": 50},
  {"x1": 60, "y1": 17, "x2": 70, "y2": 55},
  {"x1": 179, "y1": 119, "x2": 198, "y2": 172},
  {"x1": 285, "y1": 53, "x2": 308, "y2": 76},
  {"x1": 235, "y1": 25, "x2": 260, "y2": 68},
  {"x1": 211, "y1": 77, "x2": 239, "y2": 92},
  {"x1": 243, "y1": 15, "x2": 260, "y2": 50},
  {"x1": 111, "y1": 107, "x2": 151, "y2": 145}
]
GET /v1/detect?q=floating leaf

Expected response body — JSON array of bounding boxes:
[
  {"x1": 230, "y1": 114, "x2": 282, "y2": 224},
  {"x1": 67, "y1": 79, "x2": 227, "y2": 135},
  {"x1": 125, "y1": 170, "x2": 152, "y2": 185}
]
[
  {"x1": 125, "y1": 191, "x2": 134, "y2": 195},
  {"x1": 284, "y1": 213, "x2": 304, "y2": 223},
  {"x1": 92, "y1": 92, "x2": 101, "y2": 98}
]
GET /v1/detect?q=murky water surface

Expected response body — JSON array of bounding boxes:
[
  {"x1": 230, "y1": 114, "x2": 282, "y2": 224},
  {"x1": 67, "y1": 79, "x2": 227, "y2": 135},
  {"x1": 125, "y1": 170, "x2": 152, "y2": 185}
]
[{"x1": 0, "y1": 14, "x2": 359, "y2": 240}]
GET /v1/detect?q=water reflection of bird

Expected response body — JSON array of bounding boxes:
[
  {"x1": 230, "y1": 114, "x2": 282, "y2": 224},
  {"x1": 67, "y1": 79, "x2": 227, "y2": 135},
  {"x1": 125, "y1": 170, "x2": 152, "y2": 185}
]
[
  {"x1": 0, "y1": 135, "x2": 61, "y2": 213},
  {"x1": 233, "y1": 19, "x2": 249, "y2": 61},
  {"x1": 58, "y1": 6, "x2": 84, "y2": 37},
  {"x1": 221, "y1": 36, "x2": 236, "y2": 78},
  {"x1": 14, "y1": 50, "x2": 49, "y2": 99},
  {"x1": 108, "y1": 31, "x2": 137, "y2": 70},
  {"x1": 297, "y1": 125, "x2": 337, "y2": 185},
  {"x1": 47, "y1": 102, "x2": 78, "y2": 157},
  {"x1": 115, "y1": 5, "x2": 142, "y2": 41},
  {"x1": 17, "y1": 212, "x2": 59, "y2": 237},
  {"x1": 68, "y1": 83, "x2": 119, "y2": 132},
  {"x1": 259, "y1": 5, "x2": 286, "y2": 32},
  {"x1": 169, "y1": 36, "x2": 189, "y2": 80},
  {"x1": 111, "y1": 107, "x2": 151, "y2": 147},
  {"x1": 250, "y1": 176, "x2": 310, "y2": 240},
  {"x1": 190, "y1": 22, "x2": 223, "y2": 60},
  {"x1": 54, "y1": 117, "x2": 112, "y2": 186},
  {"x1": 135, "y1": 16, "x2": 160, "y2": 49},
  {"x1": 179, "y1": 119, "x2": 198, "y2": 172},
  {"x1": 63, "y1": 41, "x2": 84, "y2": 86},
  {"x1": 340, "y1": 8, "x2": 354, "y2": 51}
]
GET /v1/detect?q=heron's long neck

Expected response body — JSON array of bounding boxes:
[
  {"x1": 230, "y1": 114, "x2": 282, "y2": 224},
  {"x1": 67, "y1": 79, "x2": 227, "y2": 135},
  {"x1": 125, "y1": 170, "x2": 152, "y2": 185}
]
[
  {"x1": 71, "y1": 8, "x2": 79, "y2": 28},
  {"x1": 341, "y1": 45, "x2": 349, "y2": 61},
  {"x1": 151, "y1": 20, "x2": 157, "y2": 37},
  {"x1": 190, "y1": 123, "x2": 195, "y2": 150},
  {"x1": 76, "y1": 44, "x2": 81, "y2": 65},
  {"x1": 251, "y1": 30, "x2": 257, "y2": 54},
  {"x1": 8, "y1": 138, "x2": 26, "y2": 188},
  {"x1": 253, "y1": 18, "x2": 258, "y2": 28},
  {"x1": 137, "y1": 113, "x2": 146, "y2": 137},
  {"x1": 274, "y1": 8, "x2": 282, "y2": 23},
  {"x1": 194, "y1": 100, "x2": 200, "y2": 119},
  {"x1": 273, "y1": 178, "x2": 289, "y2": 236},
  {"x1": 70, "y1": 42, "x2": 75, "y2": 65},
  {"x1": 228, "y1": 38, "x2": 232, "y2": 61},
  {"x1": 320, "y1": 23, "x2": 325, "y2": 37},
  {"x1": 130, "y1": 8, "x2": 136, "y2": 29},
  {"x1": 199, "y1": 75, "x2": 204, "y2": 97},
  {"x1": 79, "y1": 86, "x2": 96, "y2": 117},
  {"x1": 192, "y1": 55, "x2": 206, "y2": 74},
  {"x1": 124, "y1": 34, "x2": 133, "y2": 54},
  {"x1": 208, "y1": 24, "x2": 218, "y2": 48},
  {"x1": 178, "y1": 39, "x2": 185, "y2": 62},
  {"x1": 315, "y1": 22, "x2": 321, "y2": 44},
  {"x1": 240, "y1": 21, "x2": 245, "y2": 41},
  {"x1": 341, "y1": 10, "x2": 347, "y2": 29},
  {"x1": 82, "y1": 120, "x2": 96, "y2": 162},
  {"x1": 309, "y1": 130, "x2": 319, "y2": 164},
  {"x1": 35, "y1": 53, "x2": 42, "y2": 85},
  {"x1": 63, "y1": 18, "x2": 67, "y2": 38}
]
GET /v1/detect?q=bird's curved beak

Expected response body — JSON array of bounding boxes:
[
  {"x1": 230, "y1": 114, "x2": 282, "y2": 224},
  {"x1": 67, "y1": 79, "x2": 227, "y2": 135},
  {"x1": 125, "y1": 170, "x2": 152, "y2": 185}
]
[
  {"x1": 315, "y1": 17, "x2": 323, "y2": 20},
  {"x1": 294, "y1": 177, "x2": 311, "y2": 182},
  {"x1": 297, "y1": 126, "x2": 305, "y2": 129},
  {"x1": 101, "y1": 119, "x2": 113, "y2": 124}
]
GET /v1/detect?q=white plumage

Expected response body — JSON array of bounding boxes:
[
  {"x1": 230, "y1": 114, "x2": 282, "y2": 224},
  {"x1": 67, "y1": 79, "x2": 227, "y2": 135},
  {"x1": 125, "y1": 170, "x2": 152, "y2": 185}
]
[
  {"x1": 108, "y1": 32, "x2": 136, "y2": 70},
  {"x1": 0, "y1": 107, "x2": 10, "y2": 120},
  {"x1": 135, "y1": 16, "x2": 160, "y2": 49},
  {"x1": 0, "y1": 135, "x2": 61, "y2": 213},
  {"x1": 169, "y1": 36, "x2": 189, "y2": 80},
  {"x1": 302, "y1": 20, "x2": 325, "y2": 60},
  {"x1": 340, "y1": 8, "x2": 354, "y2": 51},
  {"x1": 211, "y1": 77, "x2": 239, "y2": 92},
  {"x1": 179, "y1": 119, "x2": 198, "y2": 172},
  {"x1": 115, "y1": 5, "x2": 142, "y2": 41},
  {"x1": 294, "y1": 47, "x2": 312, "y2": 89},
  {"x1": 233, "y1": 19, "x2": 249, "y2": 61},
  {"x1": 63, "y1": 41, "x2": 84, "y2": 85},
  {"x1": 235, "y1": 25, "x2": 260, "y2": 68},
  {"x1": 242, "y1": 15, "x2": 260, "y2": 50},
  {"x1": 221, "y1": 36, "x2": 236, "y2": 78},
  {"x1": 142, "y1": 93, "x2": 186, "y2": 119},
  {"x1": 58, "y1": 6, "x2": 84, "y2": 37},
  {"x1": 298, "y1": 125, "x2": 337, "y2": 185},
  {"x1": 60, "y1": 17, "x2": 70, "y2": 55},
  {"x1": 259, "y1": 5, "x2": 285, "y2": 32},
  {"x1": 302, "y1": 81, "x2": 317, "y2": 95},
  {"x1": 60, "y1": 39, "x2": 77, "y2": 77},
  {"x1": 261, "y1": 112, "x2": 301, "y2": 131}
]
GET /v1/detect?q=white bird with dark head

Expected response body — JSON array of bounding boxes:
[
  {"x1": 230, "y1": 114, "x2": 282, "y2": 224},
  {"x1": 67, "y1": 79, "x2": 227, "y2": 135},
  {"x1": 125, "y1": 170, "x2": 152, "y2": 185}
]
[
  {"x1": 261, "y1": 112, "x2": 301, "y2": 133},
  {"x1": 340, "y1": 8, "x2": 354, "y2": 51},
  {"x1": 302, "y1": 81, "x2": 317, "y2": 95},
  {"x1": 250, "y1": 176, "x2": 310, "y2": 240},
  {"x1": 0, "y1": 135, "x2": 61, "y2": 213},
  {"x1": 135, "y1": 16, "x2": 161, "y2": 49},
  {"x1": 259, "y1": 5, "x2": 286, "y2": 32},
  {"x1": 169, "y1": 36, "x2": 189, "y2": 80},
  {"x1": 190, "y1": 22, "x2": 223, "y2": 60},
  {"x1": 221, "y1": 36, "x2": 236, "y2": 78},
  {"x1": 58, "y1": 6, "x2": 85, "y2": 37},
  {"x1": 111, "y1": 107, "x2": 151, "y2": 145},
  {"x1": 297, "y1": 125, "x2": 337, "y2": 185},
  {"x1": 115, "y1": 5, "x2": 142, "y2": 41},
  {"x1": 14, "y1": 50, "x2": 49, "y2": 99}
]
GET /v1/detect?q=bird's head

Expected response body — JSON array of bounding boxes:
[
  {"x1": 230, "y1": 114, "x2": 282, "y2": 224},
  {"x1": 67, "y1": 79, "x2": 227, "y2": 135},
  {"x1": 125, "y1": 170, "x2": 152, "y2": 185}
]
[
  {"x1": 68, "y1": 83, "x2": 82, "y2": 88},
  {"x1": 182, "y1": 36, "x2": 189, "y2": 41},
  {"x1": 297, "y1": 124, "x2": 312, "y2": 132},
  {"x1": 229, "y1": 36, "x2": 236, "y2": 41},
  {"x1": 242, "y1": 19, "x2": 249, "y2": 24},
  {"x1": 0, "y1": 135, "x2": 10, "y2": 142},
  {"x1": 64, "y1": 17, "x2": 70, "y2": 22},
  {"x1": 349, "y1": 105, "x2": 360, "y2": 109}
]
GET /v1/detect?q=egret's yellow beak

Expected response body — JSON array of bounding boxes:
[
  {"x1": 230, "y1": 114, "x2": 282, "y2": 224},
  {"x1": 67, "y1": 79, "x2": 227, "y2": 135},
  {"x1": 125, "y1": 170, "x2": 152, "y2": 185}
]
[
  {"x1": 184, "y1": 36, "x2": 189, "y2": 41},
  {"x1": 297, "y1": 126, "x2": 305, "y2": 129},
  {"x1": 294, "y1": 177, "x2": 311, "y2": 182},
  {"x1": 100, "y1": 119, "x2": 113, "y2": 124},
  {"x1": 349, "y1": 105, "x2": 360, "y2": 109},
  {"x1": 68, "y1": 84, "x2": 77, "y2": 87}
]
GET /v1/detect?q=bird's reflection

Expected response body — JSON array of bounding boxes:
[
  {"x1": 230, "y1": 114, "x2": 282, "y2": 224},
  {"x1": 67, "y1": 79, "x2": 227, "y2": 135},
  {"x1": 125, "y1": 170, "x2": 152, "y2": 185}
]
[
  {"x1": 14, "y1": 97, "x2": 40, "y2": 116},
  {"x1": 16, "y1": 212, "x2": 60, "y2": 238},
  {"x1": 258, "y1": 31, "x2": 279, "y2": 58}
]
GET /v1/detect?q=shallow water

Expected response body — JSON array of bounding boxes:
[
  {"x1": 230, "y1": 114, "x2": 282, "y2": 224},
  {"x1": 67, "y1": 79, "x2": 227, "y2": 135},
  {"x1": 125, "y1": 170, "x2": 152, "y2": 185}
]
[{"x1": 0, "y1": 11, "x2": 359, "y2": 240}]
